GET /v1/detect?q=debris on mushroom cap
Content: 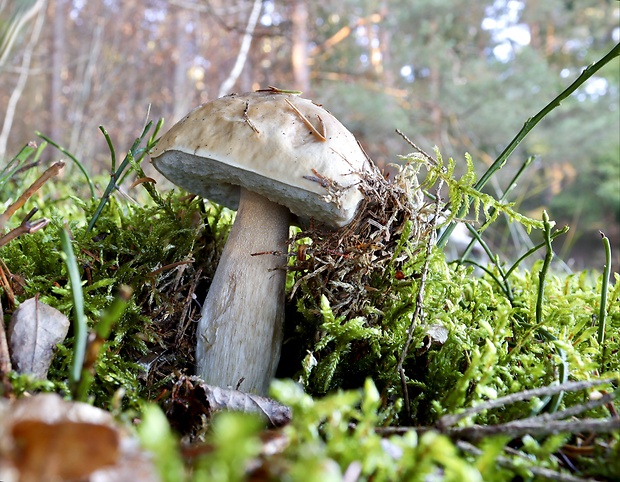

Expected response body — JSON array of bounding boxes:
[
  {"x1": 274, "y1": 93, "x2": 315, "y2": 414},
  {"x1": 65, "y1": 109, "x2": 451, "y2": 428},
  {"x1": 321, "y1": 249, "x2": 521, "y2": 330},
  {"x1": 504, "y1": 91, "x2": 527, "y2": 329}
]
[
  {"x1": 286, "y1": 161, "x2": 431, "y2": 323},
  {"x1": 150, "y1": 91, "x2": 372, "y2": 228}
]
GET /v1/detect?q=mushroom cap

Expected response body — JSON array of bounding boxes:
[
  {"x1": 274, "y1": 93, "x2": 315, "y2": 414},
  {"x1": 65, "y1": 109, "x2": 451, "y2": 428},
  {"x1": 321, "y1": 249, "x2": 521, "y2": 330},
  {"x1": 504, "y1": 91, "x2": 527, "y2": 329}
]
[{"x1": 150, "y1": 91, "x2": 372, "y2": 228}]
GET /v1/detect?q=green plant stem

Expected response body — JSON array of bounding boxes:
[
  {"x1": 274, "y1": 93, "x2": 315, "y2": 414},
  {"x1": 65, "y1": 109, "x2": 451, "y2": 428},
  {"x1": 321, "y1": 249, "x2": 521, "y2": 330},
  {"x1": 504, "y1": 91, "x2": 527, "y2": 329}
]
[
  {"x1": 458, "y1": 155, "x2": 534, "y2": 261},
  {"x1": 477, "y1": 42, "x2": 620, "y2": 192},
  {"x1": 36, "y1": 132, "x2": 95, "y2": 199},
  {"x1": 534, "y1": 211, "x2": 567, "y2": 414},
  {"x1": 598, "y1": 231, "x2": 611, "y2": 368},
  {"x1": 96, "y1": 284, "x2": 132, "y2": 339},
  {"x1": 438, "y1": 42, "x2": 620, "y2": 247},
  {"x1": 87, "y1": 119, "x2": 162, "y2": 232},
  {"x1": 0, "y1": 142, "x2": 40, "y2": 190},
  {"x1": 59, "y1": 226, "x2": 88, "y2": 398},
  {"x1": 463, "y1": 224, "x2": 513, "y2": 300},
  {"x1": 504, "y1": 225, "x2": 570, "y2": 279},
  {"x1": 536, "y1": 212, "x2": 553, "y2": 326},
  {"x1": 99, "y1": 125, "x2": 117, "y2": 173}
]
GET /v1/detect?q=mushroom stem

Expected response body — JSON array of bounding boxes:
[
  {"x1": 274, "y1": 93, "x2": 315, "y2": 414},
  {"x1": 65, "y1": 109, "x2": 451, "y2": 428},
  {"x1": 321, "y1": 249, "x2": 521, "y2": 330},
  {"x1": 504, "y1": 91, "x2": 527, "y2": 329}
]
[{"x1": 196, "y1": 187, "x2": 290, "y2": 395}]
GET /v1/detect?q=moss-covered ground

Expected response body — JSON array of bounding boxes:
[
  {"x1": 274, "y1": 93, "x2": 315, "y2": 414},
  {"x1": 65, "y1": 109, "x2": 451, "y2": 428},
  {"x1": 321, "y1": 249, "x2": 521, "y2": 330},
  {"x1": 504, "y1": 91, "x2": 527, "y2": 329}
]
[{"x1": 0, "y1": 121, "x2": 617, "y2": 481}]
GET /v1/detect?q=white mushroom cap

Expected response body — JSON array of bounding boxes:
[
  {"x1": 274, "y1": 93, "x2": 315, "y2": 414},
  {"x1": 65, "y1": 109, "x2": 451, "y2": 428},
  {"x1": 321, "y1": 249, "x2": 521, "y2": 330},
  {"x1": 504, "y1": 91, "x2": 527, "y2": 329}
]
[{"x1": 150, "y1": 91, "x2": 371, "y2": 227}]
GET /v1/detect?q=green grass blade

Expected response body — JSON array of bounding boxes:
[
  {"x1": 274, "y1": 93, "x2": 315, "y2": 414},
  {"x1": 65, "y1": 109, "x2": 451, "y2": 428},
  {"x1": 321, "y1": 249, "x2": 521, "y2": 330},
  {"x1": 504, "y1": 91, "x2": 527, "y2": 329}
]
[
  {"x1": 36, "y1": 132, "x2": 96, "y2": 199},
  {"x1": 59, "y1": 226, "x2": 88, "y2": 398},
  {"x1": 439, "y1": 42, "x2": 620, "y2": 247},
  {"x1": 535, "y1": 212, "x2": 567, "y2": 413},
  {"x1": 87, "y1": 119, "x2": 159, "y2": 232},
  {"x1": 598, "y1": 231, "x2": 612, "y2": 369},
  {"x1": 99, "y1": 126, "x2": 117, "y2": 173},
  {"x1": 504, "y1": 225, "x2": 570, "y2": 279},
  {"x1": 0, "y1": 142, "x2": 38, "y2": 191}
]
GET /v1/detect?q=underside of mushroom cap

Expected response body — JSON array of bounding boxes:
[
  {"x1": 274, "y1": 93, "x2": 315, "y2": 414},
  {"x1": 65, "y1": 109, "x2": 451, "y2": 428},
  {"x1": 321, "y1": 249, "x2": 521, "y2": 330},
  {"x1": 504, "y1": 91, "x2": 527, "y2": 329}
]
[{"x1": 150, "y1": 91, "x2": 372, "y2": 228}]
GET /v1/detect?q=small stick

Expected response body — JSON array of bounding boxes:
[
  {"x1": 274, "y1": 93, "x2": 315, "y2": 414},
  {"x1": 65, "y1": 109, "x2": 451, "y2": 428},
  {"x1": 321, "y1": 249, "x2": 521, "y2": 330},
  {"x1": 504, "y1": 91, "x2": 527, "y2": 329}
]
[
  {"x1": 0, "y1": 208, "x2": 49, "y2": 248},
  {"x1": 284, "y1": 98, "x2": 327, "y2": 142},
  {"x1": 397, "y1": 177, "x2": 444, "y2": 422},
  {"x1": 0, "y1": 260, "x2": 15, "y2": 308},
  {"x1": 436, "y1": 377, "x2": 617, "y2": 430},
  {"x1": 242, "y1": 101, "x2": 260, "y2": 134},
  {"x1": 303, "y1": 169, "x2": 339, "y2": 189},
  {"x1": 256, "y1": 85, "x2": 303, "y2": 95},
  {"x1": 147, "y1": 259, "x2": 194, "y2": 277},
  {"x1": 251, "y1": 250, "x2": 284, "y2": 257},
  {"x1": 317, "y1": 114, "x2": 327, "y2": 139},
  {"x1": 0, "y1": 160, "x2": 65, "y2": 230},
  {"x1": 395, "y1": 129, "x2": 439, "y2": 167}
]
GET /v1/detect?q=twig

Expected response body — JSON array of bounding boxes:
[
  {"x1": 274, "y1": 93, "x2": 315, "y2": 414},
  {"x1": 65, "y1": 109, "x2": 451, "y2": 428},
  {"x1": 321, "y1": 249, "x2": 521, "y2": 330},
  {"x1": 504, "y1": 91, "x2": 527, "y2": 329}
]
[
  {"x1": 437, "y1": 377, "x2": 617, "y2": 429},
  {"x1": 450, "y1": 417, "x2": 619, "y2": 441},
  {"x1": 397, "y1": 178, "x2": 444, "y2": 421},
  {"x1": 147, "y1": 259, "x2": 195, "y2": 277},
  {"x1": 395, "y1": 129, "x2": 440, "y2": 168},
  {"x1": 0, "y1": 208, "x2": 50, "y2": 247},
  {"x1": 0, "y1": 2, "x2": 45, "y2": 159},
  {"x1": 0, "y1": 260, "x2": 15, "y2": 308},
  {"x1": 256, "y1": 85, "x2": 303, "y2": 95},
  {"x1": 0, "y1": 161, "x2": 64, "y2": 230},
  {"x1": 242, "y1": 101, "x2": 260, "y2": 134},
  {"x1": 539, "y1": 390, "x2": 618, "y2": 422},
  {"x1": 456, "y1": 441, "x2": 599, "y2": 482},
  {"x1": 380, "y1": 408, "x2": 619, "y2": 442},
  {"x1": 284, "y1": 98, "x2": 327, "y2": 142},
  {"x1": 176, "y1": 268, "x2": 202, "y2": 344}
]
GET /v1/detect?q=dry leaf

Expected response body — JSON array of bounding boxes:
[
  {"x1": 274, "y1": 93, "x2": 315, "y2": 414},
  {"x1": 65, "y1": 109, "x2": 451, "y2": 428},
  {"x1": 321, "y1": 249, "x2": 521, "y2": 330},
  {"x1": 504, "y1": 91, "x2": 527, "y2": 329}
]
[
  {"x1": 417, "y1": 323, "x2": 449, "y2": 356},
  {"x1": 0, "y1": 394, "x2": 159, "y2": 482},
  {"x1": 11, "y1": 419, "x2": 119, "y2": 481},
  {"x1": 197, "y1": 383, "x2": 292, "y2": 427},
  {"x1": 425, "y1": 323, "x2": 449, "y2": 345},
  {"x1": 8, "y1": 297, "x2": 70, "y2": 378},
  {"x1": 169, "y1": 376, "x2": 292, "y2": 430}
]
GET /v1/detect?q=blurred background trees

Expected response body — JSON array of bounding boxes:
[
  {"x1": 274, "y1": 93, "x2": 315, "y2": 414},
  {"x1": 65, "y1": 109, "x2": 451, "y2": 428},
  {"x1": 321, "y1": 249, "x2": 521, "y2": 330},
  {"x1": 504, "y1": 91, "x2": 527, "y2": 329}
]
[{"x1": 1, "y1": 0, "x2": 618, "y2": 269}]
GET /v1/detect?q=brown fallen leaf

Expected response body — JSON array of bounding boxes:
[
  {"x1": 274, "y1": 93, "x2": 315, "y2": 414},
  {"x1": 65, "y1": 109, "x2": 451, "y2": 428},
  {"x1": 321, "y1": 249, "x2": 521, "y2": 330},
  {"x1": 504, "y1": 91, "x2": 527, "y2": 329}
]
[
  {"x1": 8, "y1": 297, "x2": 70, "y2": 378},
  {"x1": 0, "y1": 393, "x2": 159, "y2": 482},
  {"x1": 169, "y1": 376, "x2": 292, "y2": 431},
  {"x1": 11, "y1": 419, "x2": 119, "y2": 482},
  {"x1": 197, "y1": 383, "x2": 292, "y2": 428}
]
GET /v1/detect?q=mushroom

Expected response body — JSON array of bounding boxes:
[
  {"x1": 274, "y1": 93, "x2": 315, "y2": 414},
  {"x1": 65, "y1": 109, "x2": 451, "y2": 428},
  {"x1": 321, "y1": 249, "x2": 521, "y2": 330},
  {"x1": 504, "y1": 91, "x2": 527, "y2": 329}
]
[{"x1": 150, "y1": 90, "x2": 371, "y2": 395}]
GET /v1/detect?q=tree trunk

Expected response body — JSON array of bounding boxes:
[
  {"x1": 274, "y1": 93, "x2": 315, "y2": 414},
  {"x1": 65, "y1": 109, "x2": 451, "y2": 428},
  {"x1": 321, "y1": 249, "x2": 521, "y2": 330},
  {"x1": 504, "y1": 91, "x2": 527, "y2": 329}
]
[
  {"x1": 49, "y1": 0, "x2": 65, "y2": 151},
  {"x1": 291, "y1": 0, "x2": 310, "y2": 93}
]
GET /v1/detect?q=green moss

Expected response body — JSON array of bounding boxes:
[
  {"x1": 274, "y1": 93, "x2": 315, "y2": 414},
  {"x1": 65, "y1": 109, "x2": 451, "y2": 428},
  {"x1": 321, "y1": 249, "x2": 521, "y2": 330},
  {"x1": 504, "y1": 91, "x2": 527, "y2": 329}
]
[{"x1": 1, "y1": 131, "x2": 617, "y2": 480}]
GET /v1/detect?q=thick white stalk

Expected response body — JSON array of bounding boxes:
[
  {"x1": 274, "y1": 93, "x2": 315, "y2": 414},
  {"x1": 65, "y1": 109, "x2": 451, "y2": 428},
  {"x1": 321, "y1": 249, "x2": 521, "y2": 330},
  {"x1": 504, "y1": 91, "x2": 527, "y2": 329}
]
[{"x1": 196, "y1": 187, "x2": 290, "y2": 395}]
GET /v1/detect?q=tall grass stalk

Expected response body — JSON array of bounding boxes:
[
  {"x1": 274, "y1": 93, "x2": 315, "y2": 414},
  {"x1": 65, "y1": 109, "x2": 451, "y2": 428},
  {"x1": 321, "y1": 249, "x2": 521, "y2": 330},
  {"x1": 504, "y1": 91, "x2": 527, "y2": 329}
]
[{"x1": 439, "y1": 42, "x2": 620, "y2": 247}]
